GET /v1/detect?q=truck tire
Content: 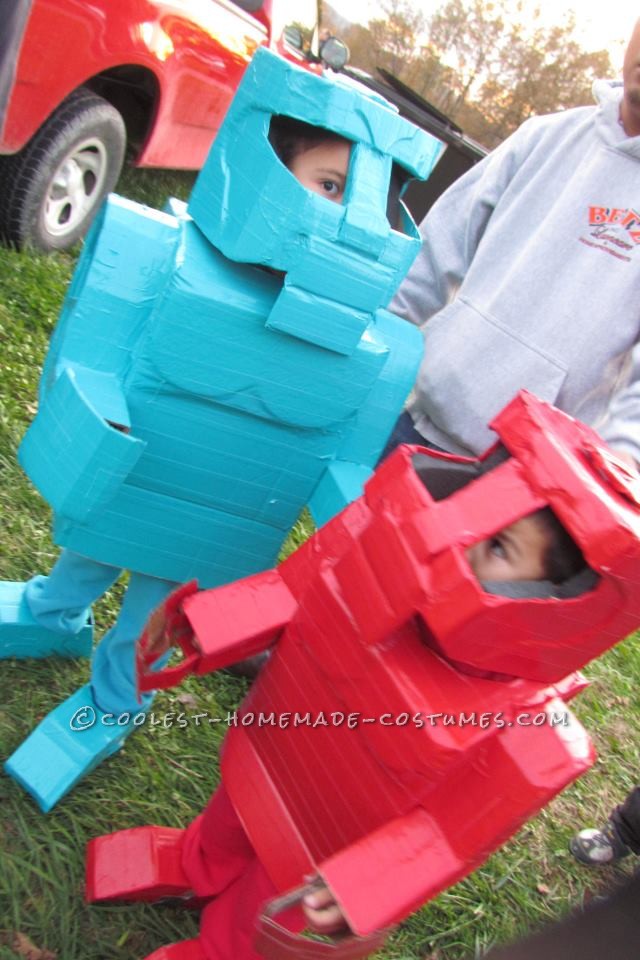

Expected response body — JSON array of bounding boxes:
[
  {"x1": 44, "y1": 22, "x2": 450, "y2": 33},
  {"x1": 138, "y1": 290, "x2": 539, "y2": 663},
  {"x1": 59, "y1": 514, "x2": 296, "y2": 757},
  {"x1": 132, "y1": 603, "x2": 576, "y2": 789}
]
[{"x1": 0, "y1": 87, "x2": 126, "y2": 252}]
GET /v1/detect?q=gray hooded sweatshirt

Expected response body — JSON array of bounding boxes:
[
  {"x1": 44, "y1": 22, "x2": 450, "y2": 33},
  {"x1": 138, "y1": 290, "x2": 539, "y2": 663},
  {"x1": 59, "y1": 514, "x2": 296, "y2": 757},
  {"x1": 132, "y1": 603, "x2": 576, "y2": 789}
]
[{"x1": 391, "y1": 81, "x2": 640, "y2": 460}]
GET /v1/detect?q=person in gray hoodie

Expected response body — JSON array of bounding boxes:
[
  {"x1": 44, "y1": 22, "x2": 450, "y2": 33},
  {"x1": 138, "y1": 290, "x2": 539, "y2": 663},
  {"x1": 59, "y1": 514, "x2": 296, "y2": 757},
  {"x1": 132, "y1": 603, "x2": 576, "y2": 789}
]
[{"x1": 386, "y1": 15, "x2": 640, "y2": 467}]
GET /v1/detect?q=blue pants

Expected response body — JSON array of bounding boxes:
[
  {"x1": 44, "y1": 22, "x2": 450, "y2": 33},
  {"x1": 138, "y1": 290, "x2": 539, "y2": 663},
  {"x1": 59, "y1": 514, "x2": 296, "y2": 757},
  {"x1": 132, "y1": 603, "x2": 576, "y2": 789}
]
[
  {"x1": 25, "y1": 550, "x2": 177, "y2": 713},
  {"x1": 377, "y1": 410, "x2": 434, "y2": 463}
]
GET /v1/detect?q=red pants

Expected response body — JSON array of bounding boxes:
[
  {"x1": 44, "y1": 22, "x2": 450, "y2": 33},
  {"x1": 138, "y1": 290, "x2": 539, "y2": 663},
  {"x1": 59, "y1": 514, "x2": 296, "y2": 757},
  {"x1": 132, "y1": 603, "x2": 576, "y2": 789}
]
[{"x1": 182, "y1": 784, "x2": 304, "y2": 960}]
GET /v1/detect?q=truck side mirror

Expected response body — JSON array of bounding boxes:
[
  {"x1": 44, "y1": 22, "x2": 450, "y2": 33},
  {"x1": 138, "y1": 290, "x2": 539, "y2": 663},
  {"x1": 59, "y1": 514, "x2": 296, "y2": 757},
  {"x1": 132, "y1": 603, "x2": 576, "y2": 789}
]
[
  {"x1": 320, "y1": 35, "x2": 349, "y2": 70},
  {"x1": 284, "y1": 25, "x2": 303, "y2": 49}
]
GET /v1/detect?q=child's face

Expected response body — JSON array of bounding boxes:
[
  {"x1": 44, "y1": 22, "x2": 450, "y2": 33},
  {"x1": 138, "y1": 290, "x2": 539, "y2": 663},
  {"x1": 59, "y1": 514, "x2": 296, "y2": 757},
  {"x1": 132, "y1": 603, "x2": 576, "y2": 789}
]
[
  {"x1": 289, "y1": 140, "x2": 350, "y2": 203},
  {"x1": 465, "y1": 515, "x2": 549, "y2": 582}
]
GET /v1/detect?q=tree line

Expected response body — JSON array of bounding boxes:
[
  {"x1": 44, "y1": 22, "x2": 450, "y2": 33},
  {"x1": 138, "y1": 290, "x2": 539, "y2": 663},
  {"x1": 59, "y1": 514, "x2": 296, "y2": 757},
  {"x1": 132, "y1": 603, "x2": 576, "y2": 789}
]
[{"x1": 324, "y1": 0, "x2": 613, "y2": 148}]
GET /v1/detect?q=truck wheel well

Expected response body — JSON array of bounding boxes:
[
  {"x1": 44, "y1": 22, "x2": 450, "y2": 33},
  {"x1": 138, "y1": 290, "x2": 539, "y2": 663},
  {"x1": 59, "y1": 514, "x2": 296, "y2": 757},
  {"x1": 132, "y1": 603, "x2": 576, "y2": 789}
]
[{"x1": 84, "y1": 66, "x2": 160, "y2": 159}]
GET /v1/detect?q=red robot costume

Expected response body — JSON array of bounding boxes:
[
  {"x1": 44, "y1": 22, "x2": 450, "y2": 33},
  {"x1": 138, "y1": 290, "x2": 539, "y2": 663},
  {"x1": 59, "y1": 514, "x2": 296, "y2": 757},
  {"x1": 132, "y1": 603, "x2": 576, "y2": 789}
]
[{"x1": 86, "y1": 391, "x2": 640, "y2": 960}]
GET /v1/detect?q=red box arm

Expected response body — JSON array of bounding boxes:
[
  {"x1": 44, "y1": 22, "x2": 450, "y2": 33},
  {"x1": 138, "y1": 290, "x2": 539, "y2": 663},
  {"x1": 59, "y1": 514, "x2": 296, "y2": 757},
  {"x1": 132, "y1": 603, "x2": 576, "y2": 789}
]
[{"x1": 138, "y1": 571, "x2": 298, "y2": 692}]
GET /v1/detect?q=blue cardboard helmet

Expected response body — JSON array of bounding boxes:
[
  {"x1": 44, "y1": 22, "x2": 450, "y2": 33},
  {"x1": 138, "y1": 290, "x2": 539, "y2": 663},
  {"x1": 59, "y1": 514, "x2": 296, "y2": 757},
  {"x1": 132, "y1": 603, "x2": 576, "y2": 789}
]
[{"x1": 189, "y1": 47, "x2": 443, "y2": 354}]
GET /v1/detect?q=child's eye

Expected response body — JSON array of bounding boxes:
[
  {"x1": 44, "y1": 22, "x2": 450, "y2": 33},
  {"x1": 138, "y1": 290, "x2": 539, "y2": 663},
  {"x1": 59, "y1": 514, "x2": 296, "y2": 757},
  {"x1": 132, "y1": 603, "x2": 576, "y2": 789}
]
[
  {"x1": 320, "y1": 179, "x2": 340, "y2": 196},
  {"x1": 489, "y1": 536, "x2": 507, "y2": 560}
]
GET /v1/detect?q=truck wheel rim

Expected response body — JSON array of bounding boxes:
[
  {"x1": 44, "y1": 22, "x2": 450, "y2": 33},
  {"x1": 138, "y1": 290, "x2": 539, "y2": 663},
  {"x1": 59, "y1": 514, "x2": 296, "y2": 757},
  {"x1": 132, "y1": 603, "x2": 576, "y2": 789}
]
[{"x1": 43, "y1": 137, "x2": 109, "y2": 238}]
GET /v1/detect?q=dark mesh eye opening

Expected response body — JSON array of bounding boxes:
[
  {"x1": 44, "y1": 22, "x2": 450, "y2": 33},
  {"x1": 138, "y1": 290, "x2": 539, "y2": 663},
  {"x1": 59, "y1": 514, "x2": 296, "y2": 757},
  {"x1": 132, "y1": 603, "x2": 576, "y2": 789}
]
[
  {"x1": 411, "y1": 443, "x2": 510, "y2": 501},
  {"x1": 387, "y1": 163, "x2": 412, "y2": 230},
  {"x1": 411, "y1": 451, "x2": 483, "y2": 501}
]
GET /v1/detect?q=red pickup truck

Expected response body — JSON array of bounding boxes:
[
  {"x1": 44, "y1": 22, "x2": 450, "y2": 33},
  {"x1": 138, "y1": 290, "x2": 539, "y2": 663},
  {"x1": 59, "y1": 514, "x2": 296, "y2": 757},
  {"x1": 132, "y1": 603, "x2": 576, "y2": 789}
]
[{"x1": 0, "y1": 0, "x2": 333, "y2": 251}]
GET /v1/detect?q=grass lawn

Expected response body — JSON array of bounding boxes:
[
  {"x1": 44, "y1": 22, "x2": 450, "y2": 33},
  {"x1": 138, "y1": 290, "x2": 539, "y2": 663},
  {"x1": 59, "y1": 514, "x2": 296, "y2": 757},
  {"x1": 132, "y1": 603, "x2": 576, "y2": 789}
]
[{"x1": 0, "y1": 166, "x2": 638, "y2": 960}]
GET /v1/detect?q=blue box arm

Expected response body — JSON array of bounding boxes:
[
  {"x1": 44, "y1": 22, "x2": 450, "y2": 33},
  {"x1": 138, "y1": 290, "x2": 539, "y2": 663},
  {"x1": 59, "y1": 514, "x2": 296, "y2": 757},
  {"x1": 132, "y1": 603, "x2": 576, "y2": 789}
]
[
  {"x1": 308, "y1": 309, "x2": 423, "y2": 526},
  {"x1": 19, "y1": 366, "x2": 146, "y2": 524}
]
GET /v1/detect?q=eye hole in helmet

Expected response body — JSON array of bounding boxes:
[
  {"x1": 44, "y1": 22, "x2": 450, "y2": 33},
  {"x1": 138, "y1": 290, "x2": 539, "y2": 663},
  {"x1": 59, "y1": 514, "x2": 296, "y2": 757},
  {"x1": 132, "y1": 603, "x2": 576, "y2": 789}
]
[
  {"x1": 268, "y1": 115, "x2": 351, "y2": 205},
  {"x1": 411, "y1": 450, "x2": 482, "y2": 501},
  {"x1": 411, "y1": 451, "x2": 597, "y2": 599},
  {"x1": 464, "y1": 506, "x2": 589, "y2": 594},
  {"x1": 387, "y1": 162, "x2": 413, "y2": 231}
]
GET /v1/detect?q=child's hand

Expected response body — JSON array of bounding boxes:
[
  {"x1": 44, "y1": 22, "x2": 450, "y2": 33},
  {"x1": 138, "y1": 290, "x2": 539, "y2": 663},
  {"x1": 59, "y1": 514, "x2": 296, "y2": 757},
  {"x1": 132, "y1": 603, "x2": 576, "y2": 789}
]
[
  {"x1": 141, "y1": 602, "x2": 172, "y2": 660},
  {"x1": 140, "y1": 583, "x2": 200, "y2": 662},
  {"x1": 302, "y1": 883, "x2": 349, "y2": 935}
]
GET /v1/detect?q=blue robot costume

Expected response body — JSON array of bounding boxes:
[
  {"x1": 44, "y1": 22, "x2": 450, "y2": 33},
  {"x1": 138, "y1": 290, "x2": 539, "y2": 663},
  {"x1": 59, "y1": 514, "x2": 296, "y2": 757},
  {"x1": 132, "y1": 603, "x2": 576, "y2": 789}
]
[{"x1": 2, "y1": 48, "x2": 443, "y2": 811}]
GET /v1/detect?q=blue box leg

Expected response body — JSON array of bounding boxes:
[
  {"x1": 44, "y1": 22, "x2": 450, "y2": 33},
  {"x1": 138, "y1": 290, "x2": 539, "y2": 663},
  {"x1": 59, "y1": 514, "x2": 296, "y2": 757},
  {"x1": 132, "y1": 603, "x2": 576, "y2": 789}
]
[
  {"x1": 4, "y1": 684, "x2": 139, "y2": 811},
  {"x1": 0, "y1": 581, "x2": 93, "y2": 659}
]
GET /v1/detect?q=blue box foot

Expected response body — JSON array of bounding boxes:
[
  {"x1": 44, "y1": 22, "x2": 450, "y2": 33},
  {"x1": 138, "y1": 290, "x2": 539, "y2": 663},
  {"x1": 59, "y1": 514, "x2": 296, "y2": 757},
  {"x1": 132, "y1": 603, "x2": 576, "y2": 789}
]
[
  {"x1": 0, "y1": 581, "x2": 93, "y2": 659},
  {"x1": 4, "y1": 685, "x2": 136, "y2": 811}
]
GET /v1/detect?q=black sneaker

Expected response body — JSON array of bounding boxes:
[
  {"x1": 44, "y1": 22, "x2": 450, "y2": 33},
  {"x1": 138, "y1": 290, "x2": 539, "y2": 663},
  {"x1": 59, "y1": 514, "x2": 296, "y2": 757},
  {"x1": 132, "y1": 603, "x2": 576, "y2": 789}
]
[{"x1": 570, "y1": 824, "x2": 631, "y2": 866}]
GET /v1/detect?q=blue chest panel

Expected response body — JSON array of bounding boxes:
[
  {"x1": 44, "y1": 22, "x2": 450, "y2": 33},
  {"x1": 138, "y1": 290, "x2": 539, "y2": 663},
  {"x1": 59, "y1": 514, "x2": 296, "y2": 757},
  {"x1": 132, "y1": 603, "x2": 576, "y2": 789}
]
[
  {"x1": 141, "y1": 224, "x2": 389, "y2": 430},
  {"x1": 20, "y1": 205, "x2": 415, "y2": 584}
]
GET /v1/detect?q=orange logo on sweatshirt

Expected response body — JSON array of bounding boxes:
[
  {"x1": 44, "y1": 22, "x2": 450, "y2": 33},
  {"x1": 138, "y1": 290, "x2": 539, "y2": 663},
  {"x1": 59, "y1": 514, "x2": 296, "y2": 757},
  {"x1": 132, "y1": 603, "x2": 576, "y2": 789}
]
[{"x1": 588, "y1": 207, "x2": 640, "y2": 244}]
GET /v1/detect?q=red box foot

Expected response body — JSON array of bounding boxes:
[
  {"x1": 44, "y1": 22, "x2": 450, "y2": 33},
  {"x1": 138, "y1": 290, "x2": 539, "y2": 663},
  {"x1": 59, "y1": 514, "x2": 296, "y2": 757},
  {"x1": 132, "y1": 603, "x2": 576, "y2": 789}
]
[
  {"x1": 86, "y1": 826, "x2": 194, "y2": 903},
  {"x1": 144, "y1": 939, "x2": 207, "y2": 960}
]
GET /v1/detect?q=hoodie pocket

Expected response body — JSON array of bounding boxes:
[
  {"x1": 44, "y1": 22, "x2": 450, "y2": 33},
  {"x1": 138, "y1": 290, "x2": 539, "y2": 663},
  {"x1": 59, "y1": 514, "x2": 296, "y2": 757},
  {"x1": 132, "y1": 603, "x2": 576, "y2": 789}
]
[{"x1": 419, "y1": 297, "x2": 568, "y2": 451}]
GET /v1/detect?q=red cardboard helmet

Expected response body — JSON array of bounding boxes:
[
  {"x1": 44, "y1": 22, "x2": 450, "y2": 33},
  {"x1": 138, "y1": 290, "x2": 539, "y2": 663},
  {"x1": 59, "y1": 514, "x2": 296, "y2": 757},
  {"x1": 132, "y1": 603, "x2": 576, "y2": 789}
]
[{"x1": 365, "y1": 390, "x2": 640, "y2": 683}]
